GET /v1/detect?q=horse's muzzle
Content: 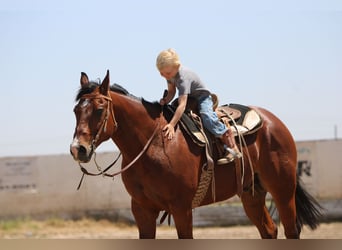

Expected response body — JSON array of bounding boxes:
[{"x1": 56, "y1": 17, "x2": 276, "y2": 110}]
[{"x1": 70, "y1": 138, "x2": 93, "y2": 163}]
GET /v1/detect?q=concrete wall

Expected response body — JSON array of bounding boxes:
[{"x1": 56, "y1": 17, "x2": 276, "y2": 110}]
[
  {"x1": 0, "y1": 139, "x2": 341, "y2": 223},
  {"x1": 296, "y1": 139, "x2": 342, "y2": 199},
  {"x1": 0, "y1": 152, "x2": 131, "y2": 219}
]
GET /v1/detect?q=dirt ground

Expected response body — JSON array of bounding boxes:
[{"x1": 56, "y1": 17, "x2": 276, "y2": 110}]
[{"x1": 1, "y1": 219, "x2": 341, "y2": 239}]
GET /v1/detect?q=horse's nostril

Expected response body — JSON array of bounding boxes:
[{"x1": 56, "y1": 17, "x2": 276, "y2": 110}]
[{"x1": 78, "y1": 145, "x2": 87, "y2": 155}]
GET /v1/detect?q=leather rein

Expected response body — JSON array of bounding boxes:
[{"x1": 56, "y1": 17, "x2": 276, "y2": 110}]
[{"x1": 77, "y1": 92, "x2": 160, "y2": 190}]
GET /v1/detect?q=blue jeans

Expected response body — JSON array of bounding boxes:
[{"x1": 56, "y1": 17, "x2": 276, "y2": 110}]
[{"x1": 198, "y1": 95, "x2": 227, "y2": 137}]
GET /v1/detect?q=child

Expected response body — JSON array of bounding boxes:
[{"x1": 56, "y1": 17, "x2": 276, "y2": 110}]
[{"x1": 156, "y1": 48, "x2": 241, "y2": 165}]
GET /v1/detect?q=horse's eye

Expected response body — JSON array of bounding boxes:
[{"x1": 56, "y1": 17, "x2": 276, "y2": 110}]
[{"x1": 95, "y1": 108, "x2": 104, "y2": 116}]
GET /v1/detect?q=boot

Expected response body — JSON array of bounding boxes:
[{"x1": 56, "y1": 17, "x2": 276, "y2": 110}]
[{"x1": 217, "y1": 129, "x2": 242, "y2": 165}]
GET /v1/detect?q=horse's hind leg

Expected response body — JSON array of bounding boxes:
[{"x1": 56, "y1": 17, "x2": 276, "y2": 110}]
[
  {"x1": 270, "y1": 180, "x2": 299, "y2": 239},
  {"x1": 241, "y1": 182, "x2": 278, "y2": 239},
  {"x1": 266, "y1": 155, "x2": 299, "y2": 238}
]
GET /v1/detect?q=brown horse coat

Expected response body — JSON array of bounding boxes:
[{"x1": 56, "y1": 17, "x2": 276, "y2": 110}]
[{"x1": 71, "y1": 71, "x2": 322, "y2": 238}]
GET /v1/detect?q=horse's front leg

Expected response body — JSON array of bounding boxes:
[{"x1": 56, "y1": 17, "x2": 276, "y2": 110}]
[
  {"x1": 131, "y1": 199, "x2": 159, "y2": 239},
  {"x1": 171, "y1": 206, "x2": 194, "y2": 239}
]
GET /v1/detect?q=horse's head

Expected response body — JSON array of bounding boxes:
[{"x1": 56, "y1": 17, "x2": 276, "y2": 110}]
[{"x1": 70, "y1": 70, "x2": 117, "y2": 163}]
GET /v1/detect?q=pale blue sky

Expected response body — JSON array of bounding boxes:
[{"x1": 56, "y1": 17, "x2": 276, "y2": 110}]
[{"x1": 1, "y1": 0, "x2": 341, "y2": 157}]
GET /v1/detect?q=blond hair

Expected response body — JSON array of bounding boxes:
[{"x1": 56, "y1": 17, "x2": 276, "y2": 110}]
[{"x1": 156, "y1": 48, "x2": 181, "y2": 71}]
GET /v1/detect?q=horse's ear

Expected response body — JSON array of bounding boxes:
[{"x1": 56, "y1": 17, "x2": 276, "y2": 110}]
[
  {"x1": 100, "y1": 70, "x2": 110, "y2": 94},
  {"x1": 80, "y1": 72, "x2": 89, "y2": 87}
]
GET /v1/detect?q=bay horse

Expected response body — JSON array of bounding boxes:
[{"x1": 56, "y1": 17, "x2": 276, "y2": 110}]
[{"x1": 70, "y1": 70, "x2": 322, "y2": 239}]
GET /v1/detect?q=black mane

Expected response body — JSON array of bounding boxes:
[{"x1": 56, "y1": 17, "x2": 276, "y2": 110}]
[
  {"x1": 76, "y1": 82, "x2": 134, "y2": 101},
  {"x1": 75, "y1": 81, "x2": 163, "y2": 116}
]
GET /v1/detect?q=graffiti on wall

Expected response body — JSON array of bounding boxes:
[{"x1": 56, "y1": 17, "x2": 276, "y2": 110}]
[
  {"x1": 297, "y1": 146, "x2": 313, "y2": 178},
  {"x1": 0, "y1": 158, "x2": 38, "y2": 193},
  {"x1": 297, "y1": 160, "x2": 312, "y2": 177}
]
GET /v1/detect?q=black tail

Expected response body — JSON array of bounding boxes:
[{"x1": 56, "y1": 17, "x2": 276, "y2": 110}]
[{"x1": 295, "y1": 178, "x2": 323, "y2": 230}]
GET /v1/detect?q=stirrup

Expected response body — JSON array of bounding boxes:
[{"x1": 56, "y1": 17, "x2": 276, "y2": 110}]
[
  {"x1": 217, "y1": 155, "x2": 234, "y2": 165},
  {"x1": 216, "y1": 148, "x2": 241, "y2": 166},
  {"x1": 228, "y1": 147, "x2": 242, "y2": 159}
]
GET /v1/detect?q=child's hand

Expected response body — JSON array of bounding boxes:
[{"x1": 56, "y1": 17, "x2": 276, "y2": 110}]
[{"x1": 162, "y1": 124, "x2": 175, "y2": 140}]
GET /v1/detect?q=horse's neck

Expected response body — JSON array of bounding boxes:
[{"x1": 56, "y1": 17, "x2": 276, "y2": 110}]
[{"x1": 110, "y1": 92, "x2": 159, "y2": 158}]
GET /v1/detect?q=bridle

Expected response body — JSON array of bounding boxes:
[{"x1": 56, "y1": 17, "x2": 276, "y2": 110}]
[
  {"x1": 80, "y1": 92, "x2": 118, "y2": 149},
  {"x1": 76, "y1": 91, "x2": 161, "y2": 190}
]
